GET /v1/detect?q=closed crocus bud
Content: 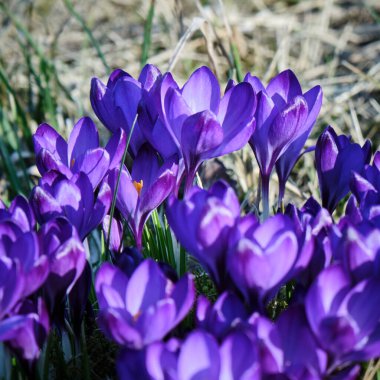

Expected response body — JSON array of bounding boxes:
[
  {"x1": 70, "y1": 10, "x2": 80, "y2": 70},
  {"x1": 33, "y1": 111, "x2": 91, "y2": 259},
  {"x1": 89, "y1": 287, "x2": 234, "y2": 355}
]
[
  {"x1": 305, "y1": 264, "x2": 380, "y2": 368},
  {"x1": 167, "y1": 180, "x2": 242, "y2": 289},
  {"x1": 227, "y1": 214, "x2": 298, "y2": 310},
  {"x1": 95, "y1": 259, "x2": 195, "y2": 349},
  {"x1": 91, "y1": 65, "x2": 160, "y2": 157},
  {"x1": 315, "y1": 126, "x2": 371, "y2": 213},
  {"x1": 245, "y1": 70, "x2": 322, "y2": 217}
]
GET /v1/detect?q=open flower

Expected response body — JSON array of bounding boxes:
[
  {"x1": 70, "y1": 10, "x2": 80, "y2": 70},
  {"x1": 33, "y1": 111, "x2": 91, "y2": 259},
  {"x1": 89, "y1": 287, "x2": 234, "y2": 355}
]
[
  {"x1": 139, "y1": 66, "x2": 256, "y2": 191},
  {"x1": 108, "y1": 144, "x2": 178, "y2": 249},
  {"x1": 31, "y1": 172, "x2": 111, "y2": 240},
  {"x1": 95, "y1": 259, "x2": 195, "y2": 349},
  {"x1": 33, "y1": 116, "x2": 126, "y2": 189}
]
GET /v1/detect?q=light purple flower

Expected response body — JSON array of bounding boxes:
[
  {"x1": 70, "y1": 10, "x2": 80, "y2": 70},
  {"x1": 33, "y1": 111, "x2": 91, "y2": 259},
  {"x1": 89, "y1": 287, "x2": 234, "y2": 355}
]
[
  {"x1": 33, "y1": 116, "x2": 126, "y2": 189},
  {"x1": 95, "y1": 259, "x2": 195, "y2": 349}
]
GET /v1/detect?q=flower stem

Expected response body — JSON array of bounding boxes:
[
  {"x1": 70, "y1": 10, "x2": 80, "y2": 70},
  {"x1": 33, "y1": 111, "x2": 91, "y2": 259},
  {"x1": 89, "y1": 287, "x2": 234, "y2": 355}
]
[{"x1": 261, "y1": 174, "x2": 270, "y2": 220}]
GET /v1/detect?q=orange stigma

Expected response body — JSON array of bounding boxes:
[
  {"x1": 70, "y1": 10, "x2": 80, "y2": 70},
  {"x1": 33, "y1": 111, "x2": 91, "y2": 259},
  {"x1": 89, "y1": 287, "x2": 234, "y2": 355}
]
[
  {"x1": 133, "y1": 180, "x2": 143, "y2": 196},
  {"x1": 70, "y1": 158, "x2": 75, "y2": 167}
]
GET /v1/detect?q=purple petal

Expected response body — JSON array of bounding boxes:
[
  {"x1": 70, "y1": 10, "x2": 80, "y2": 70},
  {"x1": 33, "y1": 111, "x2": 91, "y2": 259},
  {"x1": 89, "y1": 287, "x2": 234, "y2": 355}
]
[
  {"x1": 105, "y1": 129, "x2": 127, "y2": 170},
  {"x1": 171, "y1": 274, "x2": 195, "y2": 324},
  {"x1": 266, "y1": 69, "x2": 302, "y2": 105},
  {"x1": 138, "y1": 64, "x2": 161, "y2": 90},
  {"x1": 67, "y1": 117, "x2": 99, "y2": 163},
  {"x1": 181, "y1": 66, "x2": 220, "y2": 114}
]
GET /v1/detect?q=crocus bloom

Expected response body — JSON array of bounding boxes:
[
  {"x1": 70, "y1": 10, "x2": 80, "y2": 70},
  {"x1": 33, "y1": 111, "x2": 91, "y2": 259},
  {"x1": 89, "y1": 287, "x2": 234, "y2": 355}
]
[
  {"x1": 0, "y1": 298, "x2": 49, "y2": 370},
  {"x1": 90, "y1": 64, "x2": 161, "y2": 157},
  {"x1": 251, "y1": 306, "x2": 327, "y2": 378},
  {"x1": 315, "y1": 126, "x2": 371, "y2": 212},
  {"x1": 227, "y1": 214, "x2": 298, "y2": 309},
  {"x1": 167, "y1": 180, "x2": 242, "y2": 289},
  {"x1": 139, "y1": 66, "x2": 256, "y2": 191},
  {"x1": 196, "y1": 292, "x2": 248, "y2": 339},
  {"x1": 245, "y1": 69, "x2": 322, "y2": 216},
  {"x1": 33, "y1": 116, "x2": 126, "y2": 189},
  {"x1": 0, "y1": 195, "x2": 35, "y2": 232},
  {"x1": 0, "y1": 221, "x2": 49, "y2": 298},
  {"x1": 108, "y1": 144, "x2": 178, "y2": 249},
  {"x1": 95, "y1": 259, "x2": 195, "y2": 349},
  {"x1": 31, "y1": 172, "x2": 111, "y2": 240},
  {"x1": 38, "y1": 217, "x2": 86, "y2": 318},
  {"x1": 305, "y1": 264, "x2": 380, "y2": 367}
]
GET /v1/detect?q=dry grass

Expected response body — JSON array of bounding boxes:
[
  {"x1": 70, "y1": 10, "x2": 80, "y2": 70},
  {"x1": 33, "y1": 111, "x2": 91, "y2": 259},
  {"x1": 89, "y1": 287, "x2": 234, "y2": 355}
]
[{"x1": 0, "y1": 0, "x2": 379, "y2": 206}]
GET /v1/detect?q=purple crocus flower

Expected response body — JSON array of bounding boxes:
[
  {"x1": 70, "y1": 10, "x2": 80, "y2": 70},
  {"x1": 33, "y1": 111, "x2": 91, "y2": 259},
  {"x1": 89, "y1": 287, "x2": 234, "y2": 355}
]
[
  {"x1": 0, "y1": 298, "x2": 50, "y2": 371},
  {"x1": 31, "y1": 172, "x2": 111, "y2": 240},
  {"x1": 167, "y1": 180, "x2": 242, "y2": 289},
  {"x1": 0, "y1": 195, "x2": 35, "y2": 232},
  {"x1": 95, "y1": 259, "x2": 195, "y2": 349},
  {"x1": 38, "y1": 217, "x2": 86, "y2": 318},
  {"x1": 305, "y1": 264, "x2": 380, "y2": 367},
  {"x1": 0, "y1": 221, "x2": 49, "y2": 298},
  {"x1": 90, "y1": 64, "x2": 161, "y2": 157},
  {"x1": 139, "y1": 66, "x2": 256, "y2": 191},
  {"x1": 33, "y1": 116, "x2": 126, "y2": 189},
  {"x1": 315, "y1": 126, "x2": 371, "y2": 212},
  {"x1": 108, "y1": 144, "x2": 178, "y2": 249},
  {"x1": 227, "y1": 214, "x2": 298, "y2": 309},
  {"x1": 245, "y1": 69, "x2": 322, "y2": 217},
  {"x1": 196, "y1": 292, "x2": 248, "y2": 339},
  {"x1": 251, "y1": 306, "x2": 328, "y2": 378}
]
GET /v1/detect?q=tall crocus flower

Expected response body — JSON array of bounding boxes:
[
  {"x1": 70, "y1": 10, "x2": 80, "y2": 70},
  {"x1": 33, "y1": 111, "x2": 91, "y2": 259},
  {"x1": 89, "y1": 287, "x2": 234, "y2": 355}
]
[
  {"x1": 139, "y1": 66, "x2": 256, "y2": 192},
  {"x1": 315, "y1": 126, "x2": 371, "y2": 213},
  {"x1": 305, "y1": 264, "x2": 380, "y2": 368},
  {"x1": 245, "y1": 70, "x2": 322, "y2": 218},
  {"x1": 227, "y1": 214, "x2": 298, "y2": 310},
  {"x1": 108, "y1": 144, "x2": 178, "y2": 249},
  {"x1": 38, "y1": 217, "x2": 86, "y2": 319},
  {"x1": 95, "y1": 259, "x2": 195, "y2": 349},
  {"x1": 33, "y1": 116, "x2": 126, "y2": 189},
  {"x1": 90, "y1": 64, "x2": 160, "y2": 157},
  {"x1": 31, "y1": 172, "x2": 111, "y2": 240},
  {"x1": 167, "y1": 180, "x2": 243, "y2": 289}
]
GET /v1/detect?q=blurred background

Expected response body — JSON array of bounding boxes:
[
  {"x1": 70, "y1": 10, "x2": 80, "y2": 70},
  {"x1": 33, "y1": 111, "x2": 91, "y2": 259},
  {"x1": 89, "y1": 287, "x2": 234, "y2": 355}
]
[{"x1": 0, "y1": 0, "x2": 379, "y2": 207}]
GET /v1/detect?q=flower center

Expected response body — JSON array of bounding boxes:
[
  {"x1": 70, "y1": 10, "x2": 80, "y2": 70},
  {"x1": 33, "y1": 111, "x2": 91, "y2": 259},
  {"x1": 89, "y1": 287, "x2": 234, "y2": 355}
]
[{"x1": 133, "y1": 180, "x2": 143, "y2": 196}]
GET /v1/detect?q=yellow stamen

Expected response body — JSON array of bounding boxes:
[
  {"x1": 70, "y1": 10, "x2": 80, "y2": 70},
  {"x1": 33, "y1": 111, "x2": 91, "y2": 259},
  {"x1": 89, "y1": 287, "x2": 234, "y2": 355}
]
[
  {"x1": 71, "y1": 158, "x2": 75, "y2": 167},
  {"x1": 133, "y1": 310, "x2": 142, "y2": 321},
  {"x1": 133, "y1": 180, "x2": 143, "y2": 196}
]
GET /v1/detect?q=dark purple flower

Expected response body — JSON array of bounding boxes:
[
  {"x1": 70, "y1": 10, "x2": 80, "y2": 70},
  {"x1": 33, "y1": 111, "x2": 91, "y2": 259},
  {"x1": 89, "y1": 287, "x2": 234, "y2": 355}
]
[
  {"x1": 251, "y1": 306, "x2": 328, "y2": 378},
  {"x1": 305, "y1": 264, "x2": 380, "y2": 367},
  {"x1": 167, "y1": 180, "x2": 242, "y2": 288},
  {"x1": 33, "y1": 117, "x2": 126, "y2": 189},
  {"x1": 0, "y1": 195, "x2": 35, "y2": 232},
  {"x1": 38, "y1": 217, "x2": 86, "y2": 317},
  {"x1": 315, "y1": 126, "x2": 371, "y2": 212},
  {"x1": 0, "y1": 221, "x2": 49, "y2": 298},
  {"x1": 90, "y1": 64, "x2": 160, "y2": 157},
  {"x1": 95, "y1": 259, "x2": 195, "y2": 349},
  {"x1": 0, "y1": 298, "x2": 50, "y2": 369},
  {"x1": 245, "y1": 70, "x2": 322, "y2": 216},
  {"x1": 196, "y1": 292, "x2": 248, "y2": 339},
  {"x1": 108, "y1": 144, "x2": 178, "y2": 249},
  {"x1": 139, "y1": 66, "x2": 256, "y2": 191},
  {"x1": 227, "y1": 214, "x2": 298, "y2": 309},
  {"x1": 31, "y1": 172, "x2": 111, "y2": 240}
]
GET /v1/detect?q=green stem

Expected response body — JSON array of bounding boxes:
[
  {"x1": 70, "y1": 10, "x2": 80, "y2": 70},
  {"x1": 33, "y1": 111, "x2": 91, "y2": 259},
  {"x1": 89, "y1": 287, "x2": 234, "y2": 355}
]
[
  {"x1": 141, "y1": 0, "x2": 155, "y2": 67},
  {"x1": 261, "y1": 174, "x2": 270, "y2": 221}
]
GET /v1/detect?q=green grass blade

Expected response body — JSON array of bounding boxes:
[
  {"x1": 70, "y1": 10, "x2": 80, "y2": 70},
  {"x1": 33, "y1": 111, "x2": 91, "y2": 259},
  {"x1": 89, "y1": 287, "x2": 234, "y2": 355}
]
[
  {"x1": 141, "y1": 0, "x2": 155, "y2": 67},
  {"x1": 63, "y1": 0, "x2": 110, "y2": 75}
]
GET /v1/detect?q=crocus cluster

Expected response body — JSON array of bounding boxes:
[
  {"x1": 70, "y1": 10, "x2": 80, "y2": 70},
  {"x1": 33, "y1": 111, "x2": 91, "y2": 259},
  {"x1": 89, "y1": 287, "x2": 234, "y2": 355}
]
[{"x1": 2, "y1": 63, "x2": 380, "y2": 380}]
